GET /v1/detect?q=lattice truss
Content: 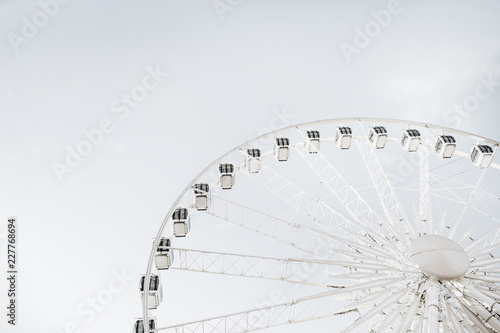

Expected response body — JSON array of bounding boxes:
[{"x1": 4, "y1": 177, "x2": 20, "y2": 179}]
[{"x1": 142, "y1": 119, "x2": 500, "y2": 333}]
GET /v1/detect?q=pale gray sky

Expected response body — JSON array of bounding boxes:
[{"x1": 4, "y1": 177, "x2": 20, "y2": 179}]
[{"x1": 1, "y1": 0, "x2": 500, "y2": 332}]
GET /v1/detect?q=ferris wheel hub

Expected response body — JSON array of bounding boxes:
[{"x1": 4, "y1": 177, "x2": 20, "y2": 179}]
[{"x1": 409, "y1": 235, "x2": 469, "y2": 280}]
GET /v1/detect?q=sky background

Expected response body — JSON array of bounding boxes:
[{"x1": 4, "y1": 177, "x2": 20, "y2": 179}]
[{"x1": 1, "y1": 0, "x2": 500, "y2": 332}]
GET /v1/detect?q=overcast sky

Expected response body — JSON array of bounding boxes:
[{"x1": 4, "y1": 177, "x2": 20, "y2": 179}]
[{"x1": 1, "y1": 0, "x2": 500, "y2": 332}]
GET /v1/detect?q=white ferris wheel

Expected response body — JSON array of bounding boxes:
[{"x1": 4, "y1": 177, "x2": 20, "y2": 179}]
[{"x1": 136, "y1": 118, "x2": 500, "y2": 333}]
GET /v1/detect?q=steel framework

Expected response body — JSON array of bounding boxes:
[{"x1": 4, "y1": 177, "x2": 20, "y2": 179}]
[{"x1": 141, "y1": 118, "x2": 500, "y2": 333}]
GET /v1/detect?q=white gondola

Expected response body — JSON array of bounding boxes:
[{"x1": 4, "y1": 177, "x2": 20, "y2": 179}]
[
  {"x1": 471, "y1": 144, "x2": 494, "y2": 168},
  {"x1": 246, "y1": 149, "x2": 261, "y2": 173},
  {"x1": 218, "y1": 164, "x2": 234, "y2": 190},
  {"x1": 368, "y1": 126, "x2": 387, "y2": 149},
  {"x1": 139, "y1": 274, "x2": 163, "y2": 309},
  {"x1": 401, "y1": 129, "x2": 421, "y2": 152},
  {"x1": 435, "y1": 135, "x2": 456, "y2": 158},
  {"x1": 155, "y1": 237, "x2": 173, "y2": 270},
  {"x1": 305, "y1": 130, "x2": 320, "y2": 153},
  {"x1": 172, "y1": 207, "x2": 190, "y2": 237},
  {"x1": 193, "y1": 183, "x2": 210, "y2": 211},
  {"x1": 134, "y1": 317, "x2": 156, "y2": 333},
  {"x1": 335, "y1": 127, "x2": 352, "y2": 149},
  {"x1": 274, "y1": 138, "x2": 290, "y2": 161}
]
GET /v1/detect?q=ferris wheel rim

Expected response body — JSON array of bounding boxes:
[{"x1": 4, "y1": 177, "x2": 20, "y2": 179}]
[{"x1": 141, "y1": 117, "x2": 500, "y2": 332}]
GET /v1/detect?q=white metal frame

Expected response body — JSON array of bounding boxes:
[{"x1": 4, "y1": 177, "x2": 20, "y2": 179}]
[{"x1": 142, "y1": 118, "x2": 500, "y2": 333}]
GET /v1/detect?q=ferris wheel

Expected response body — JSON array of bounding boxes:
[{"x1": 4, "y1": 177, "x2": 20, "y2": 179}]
[{"x1": 136, "y1": 118, "x2": 500, "y2": 332}]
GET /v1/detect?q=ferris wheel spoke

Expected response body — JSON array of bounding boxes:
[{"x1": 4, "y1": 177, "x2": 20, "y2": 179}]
[
  {"x1": 358, "y1": 210, "x2": 408, "y2": 249},
  {"x1": 450, "y1": 279, "x2": 500, "y2": 318},
  {"x1": 469, "y1": 241, "x2": 500, "y2": 261},
  {"x1": 429, "y1": 188, "x2": 475, "y2": 201},
  {"x1": 155, "y1": 290, "x2": 358, "y2": 333},
  {"x1": 439, "y1": 295, "x2": 452, "y2": 333},
  {"x1": 463, "y1": 294, "x2": 500, "y2": 332},
  {"x1": 330, "y1": 271, "x2": 413, "y2": 281},
  {"x1": 424, "y1": 279, "x2": 440, "y2": 333},
  {"x1": 344, "y1": 283, "x2": 415, "y2": 326},
  {"x1": 239, "y1": 154, "x2": 360, "y2": 242},
  {"x1": 334, "y1": 248, "x2": 390, "y2": 266},
  {"x1": 167, "y1": 248, "x2": 348, "y2": 287},
  {"x1": 469, "y1": 256, "x2": 500, "y2": 269},
  {"x1": 335, "y1": 228, "x2": 417, "y2": 272},
  {"x1": 347, "y1": 211, "x2": 402, "y2": 253},
  {"x1": 397, "y1": 288, "x2": 425, "y2": 333},
  {"x1": 451, "y1": 306, "x2": 479, "y2": 333},
  {"x1": 371, "y1": 302, "x2": 405, "y2": 332},
  {"x1": 292, "y1": 143, "x2": 397, "y2": 245},
  {"x1": 354, "y1": 127, "x2": 416, "y2": 242},
  {"x1": 464, "y1": 224, "x2": 500, "y2": 256},
  {"x1": 444, "y1": 301, "x2": 466, "y2": 333},
  {"x1": 420, "y1": 141, "x2": 432, "y2": 234},
  {"x1": 475, "y1": 285, "x2": 500, "y2": 301},
  {"x1": 464, "y1": 273, "x2": 500, "y2": 285},
  {"x1": 202, "y1": 193, "x2": 337, "y2": 259},
  {"x1": 457, "y1": 222, "x2": 479, "y2": 246},
  {"x1": 167, "y1": 248, "x2": 410, "y2": 288},
  {"x1": 441, "y1": 316, "x2": 453, "y2": 333},
  {"x1": 455, "y1": 297, "x2": 491, "y2": 332},
  {"x1": 437, "y1": 209, "x2": 449, "y2": 235},
  {"x1": 448, "y1": 167, "x2": 489, "y2": 240},
  {"x1": 344, "y1": 288, "x2": 391, "y2": 309},
  {"x1": 443, "y1": 268, "x2": 496, "y2": 332},
  {"x1": 470, "y1": 205, "x2": 500, "y2": 225},
  {"x1": 340, "y1": 286, "x2": 411, "y2": 333},
  {"x1": 429, "y1": 172, "x2": 472, "y2": 203},
  {"x1": 292, "y1": 142, "x2": 410, "y2": 259},
  {"x1": 334, "y1": 229, "x2": 395, "y2": 261},
  {"x1": 412, "y1": 309, "x2": 424, "y2": 333}
]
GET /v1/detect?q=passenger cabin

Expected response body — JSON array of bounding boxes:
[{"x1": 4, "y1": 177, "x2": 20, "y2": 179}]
[
  {"x1": 139, "y1": 274, "x2": 163, "y2": 309},
  {"x1": 218, "y1": 163, "x2": 234, "y2": 190},
  {"x1": 246, "y1": 149, "x2": 261, "y2": 173},
  {"x1": 335, "y1": 126, "x2": 352, "y2": 149},
  {"x1": 305, "y1": 130, "x2": 320, "y2": 153},
  {"x1": 172, "y1": 208, "x2": 190, "y2": 237},
  {"x1": 401, "y1": 129, "x2": 421, "y2": 152},
  {"x1": 471, "y1": 144, "x2": 494, "y2": 168},
  {"x1": 134, "y1": 318, "x2": 156, "y2": 333},
  {"x1": 369, "y1": 126, "x2": 387, "y2": 149},
  {"x1": 435, "y1": 135, "x2": 456, "y2": 158},
  {"x1": 155, "y1": 237, "x2": 173, "y2": 270},
  {"x1": 274, "y1": 138, "x2": 290, "y2": 161},
  {"x1": 193, "y1": 183, "x2": 210, "y2": 211}
]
